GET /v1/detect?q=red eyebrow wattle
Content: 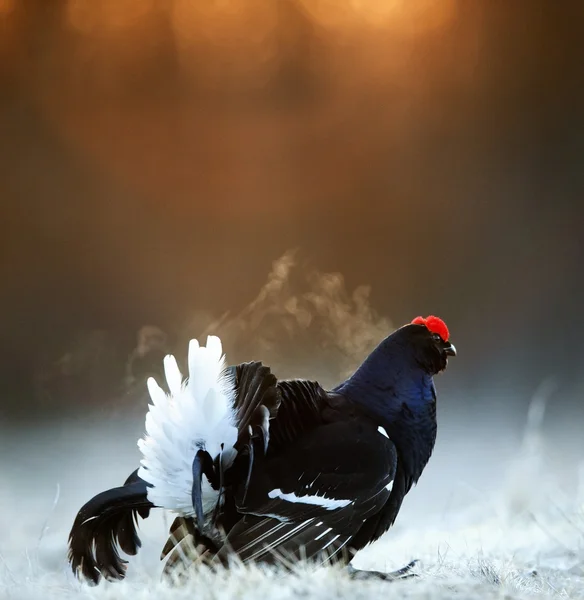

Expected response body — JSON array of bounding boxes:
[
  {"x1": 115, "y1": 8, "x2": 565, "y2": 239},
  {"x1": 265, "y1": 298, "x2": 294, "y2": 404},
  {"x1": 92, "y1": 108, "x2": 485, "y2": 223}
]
[{"x1": 411, "y1": 315, "x2": 449, "y2": 341}]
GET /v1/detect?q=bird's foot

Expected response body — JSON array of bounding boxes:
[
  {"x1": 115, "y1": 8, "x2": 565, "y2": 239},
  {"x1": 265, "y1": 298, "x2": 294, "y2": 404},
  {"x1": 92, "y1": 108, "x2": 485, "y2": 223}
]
[{"x1": 347, "y1": 560, "x2": 419, "y2": 581}]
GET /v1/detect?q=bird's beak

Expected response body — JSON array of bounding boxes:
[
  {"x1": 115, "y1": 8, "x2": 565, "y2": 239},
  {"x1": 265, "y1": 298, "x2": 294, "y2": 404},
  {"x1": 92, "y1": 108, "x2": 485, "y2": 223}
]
[
  {"x1": 443, "y1": 342, "x2": 457, "y2": 357},
  {"x1": 191, "y1": 450, "x2": 207, "y2": 527}
]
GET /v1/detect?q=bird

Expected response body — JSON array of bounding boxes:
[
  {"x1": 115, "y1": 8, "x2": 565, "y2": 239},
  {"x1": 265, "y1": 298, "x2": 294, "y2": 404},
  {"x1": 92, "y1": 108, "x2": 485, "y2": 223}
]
[{"x1": 68, "y1": 315, "x2": 456, "y2": 585}]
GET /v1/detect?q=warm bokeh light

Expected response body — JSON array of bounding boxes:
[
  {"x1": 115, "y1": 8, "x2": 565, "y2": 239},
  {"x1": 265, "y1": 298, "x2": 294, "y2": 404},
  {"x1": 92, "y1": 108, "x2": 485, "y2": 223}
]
[
  {"x1": 297, "y1": 0, "x2": 456, "y2": 34},
  {"x1": 171, "y1": 0, "x2": 278, "y2": 46},
  {"x1": 353, "y1": 0, "x2": 456, "y2": 31},
  {"x1": 67, "y1": 0, "x2": 157, "y2": 35},
  {"x1": 64, "y1": 0, "x2": 456, "y2": 42},
  {"x1": 26, "y1": 0, "x2": 473, "y2": 219},
  {"x1": 3, "y1": 0, "x2": 584, "y2": 439},
  {"x1": 0, "y1": 0, "x2": 14, "y2": 17},
  {"x1": 170, "y1": 0, "x2": 279, "y2": 79}
]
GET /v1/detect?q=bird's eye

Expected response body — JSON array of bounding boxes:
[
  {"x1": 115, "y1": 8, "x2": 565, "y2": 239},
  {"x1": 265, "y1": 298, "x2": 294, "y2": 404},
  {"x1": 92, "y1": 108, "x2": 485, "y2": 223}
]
[{"x1": 432, "y1": 333, "x2": 442, "y2": 342}]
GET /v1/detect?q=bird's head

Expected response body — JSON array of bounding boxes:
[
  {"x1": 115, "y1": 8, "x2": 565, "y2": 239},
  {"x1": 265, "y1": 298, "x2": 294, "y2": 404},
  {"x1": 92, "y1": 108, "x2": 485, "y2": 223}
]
[
  {"x1": 334, "y1": 314, "x2": 456, "y2": 418},
  {"x1": 403, "y1": 315, "x2": 456, "y2": 375}
]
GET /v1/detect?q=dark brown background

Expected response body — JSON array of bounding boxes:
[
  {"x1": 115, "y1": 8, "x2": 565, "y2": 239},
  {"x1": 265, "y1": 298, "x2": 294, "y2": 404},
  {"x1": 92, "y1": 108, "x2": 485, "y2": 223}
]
[{"x1": 1, "y1": 1, "x2": 583, "y2": 422}]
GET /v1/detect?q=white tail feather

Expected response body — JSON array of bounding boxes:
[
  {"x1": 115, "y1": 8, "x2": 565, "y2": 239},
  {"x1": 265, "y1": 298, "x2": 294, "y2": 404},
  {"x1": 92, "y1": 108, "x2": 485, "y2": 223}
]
[{"x1": 137, "y1": 335, "x2": 238, "y2": 516}]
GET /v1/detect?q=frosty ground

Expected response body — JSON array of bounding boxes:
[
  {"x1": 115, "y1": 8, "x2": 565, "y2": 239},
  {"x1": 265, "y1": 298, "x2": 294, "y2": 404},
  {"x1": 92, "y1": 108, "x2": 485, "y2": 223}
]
[{"x1": 1, "y1": 406, "x2": 583, "y2": 600}]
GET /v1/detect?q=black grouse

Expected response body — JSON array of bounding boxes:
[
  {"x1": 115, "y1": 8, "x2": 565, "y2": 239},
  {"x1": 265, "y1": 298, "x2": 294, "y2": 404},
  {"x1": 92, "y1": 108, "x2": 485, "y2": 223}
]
[{"x1": 68, "y1": 315, "x2": 456, "y2": 584}]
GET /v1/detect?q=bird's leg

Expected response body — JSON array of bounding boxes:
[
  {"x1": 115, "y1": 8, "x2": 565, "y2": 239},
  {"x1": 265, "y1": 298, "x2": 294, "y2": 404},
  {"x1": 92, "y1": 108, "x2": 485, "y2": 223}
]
[{"x1": 347, "y1": 560, "x2": 419, "y2": 581}]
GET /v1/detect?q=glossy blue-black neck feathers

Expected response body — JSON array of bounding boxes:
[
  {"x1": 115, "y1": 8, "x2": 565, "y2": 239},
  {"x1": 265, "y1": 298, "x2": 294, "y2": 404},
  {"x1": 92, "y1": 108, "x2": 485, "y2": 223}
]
[
  {"x1": 334, "y1": 325, "x2": 436, "y2": 418},
  {"x1": 334, "y1": 324, "x2": 438, "y2": 489}
]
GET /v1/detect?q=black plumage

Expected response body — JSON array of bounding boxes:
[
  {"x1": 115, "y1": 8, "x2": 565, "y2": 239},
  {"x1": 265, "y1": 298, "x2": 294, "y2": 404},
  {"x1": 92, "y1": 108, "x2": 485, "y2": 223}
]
[
  {"x1": 68, "y1": 317, "x2": 456, "y2": 583},
  {"x1": 68, "y1": 469, "x2": 153, "y2": 584}
]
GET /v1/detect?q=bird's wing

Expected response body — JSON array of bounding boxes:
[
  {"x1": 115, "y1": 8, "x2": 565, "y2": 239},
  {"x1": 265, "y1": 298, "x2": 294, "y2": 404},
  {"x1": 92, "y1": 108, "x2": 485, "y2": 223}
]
[
  {"x1": 343, "y1": 460, "x2": 409, "y2": 552},
  {"x1": 67, "y1": 469, "x2": 153, "y2": 584},
  {"x1": 217, "y1": 418, "x2": 397, "y2": 565},
  {"x1": 266, "y1": 379, "x2": 329, "y2": 453}
]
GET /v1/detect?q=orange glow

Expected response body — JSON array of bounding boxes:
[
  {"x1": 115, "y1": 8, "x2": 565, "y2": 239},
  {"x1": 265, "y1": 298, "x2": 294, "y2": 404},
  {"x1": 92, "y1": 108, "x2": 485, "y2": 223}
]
[
  {"x1": 65, "y1": 0, "x2": 456, "y2": 39},
  {"x1": 67, "y1": 0, "x2": 156, "y2": 35},
  {"x1": 171, "y1": 0, "x2": 277, "y2": 46},
  {"x1": 32, "y1": 0, "x2": 468, "y2": 220},
  {"x1": 170, "y1": 0, "x2": 279, "y2": 80},
  {"x1": 292, "y1": 1, "x2": 353, "y2": 30},
  {"x1": 0, "y1": 0, "x2": 15, "y2": 16},
  {"x1": 298, "y1": 0, "x2": 456, "y2": 34}
]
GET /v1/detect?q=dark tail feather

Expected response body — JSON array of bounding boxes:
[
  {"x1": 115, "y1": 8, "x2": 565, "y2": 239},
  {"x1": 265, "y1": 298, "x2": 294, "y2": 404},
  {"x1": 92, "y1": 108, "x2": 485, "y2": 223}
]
[
  {"x1": 221, "y1": 362, "x2": 280, "y2": 504},
  {"x1": 68, "y1": 469, "x2": 154, "y2": 585},
  {"x1": 229, "y1": 362, "x2": 281, "y2": 434},
  {"x1": 191, "y1": 449, "x2": 214, "y2": 530},
  {"x1": 229, "y1": 361, "x2": 281, "y2": 480}
]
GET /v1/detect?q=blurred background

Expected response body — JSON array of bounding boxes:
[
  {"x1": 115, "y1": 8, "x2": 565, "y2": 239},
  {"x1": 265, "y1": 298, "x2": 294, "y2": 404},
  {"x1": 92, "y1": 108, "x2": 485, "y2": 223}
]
[
  {"x1": 1, "y1": 1, "x2": 583, "y2": 427},
  {"x1": 1, "y1": 3, "x2": 584, "y2": 592}
]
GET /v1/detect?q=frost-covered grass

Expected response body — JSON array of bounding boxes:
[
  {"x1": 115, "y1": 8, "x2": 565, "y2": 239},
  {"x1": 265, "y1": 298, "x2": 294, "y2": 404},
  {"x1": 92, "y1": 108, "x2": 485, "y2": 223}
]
[{"x1": 1, "y1": 414, "x2": 584, "y2": 600}]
